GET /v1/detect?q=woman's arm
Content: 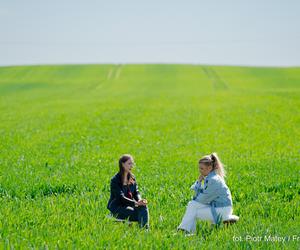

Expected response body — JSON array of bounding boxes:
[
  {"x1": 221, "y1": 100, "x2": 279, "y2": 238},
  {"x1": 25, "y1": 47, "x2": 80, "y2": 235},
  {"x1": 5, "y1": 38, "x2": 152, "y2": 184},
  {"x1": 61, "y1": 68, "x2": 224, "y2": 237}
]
[
  {"x1": 191, "y1": 175, "x2": 205, "y2": 191},
  {"x1": 190, "y1": 180, "x2": 202, "y2": 191},
  {"x1": 133, "y1": 182, "x2": 142, "y2": 201},
  {"x1": 110, "y1": 178, "x2": 137, "y2": 206},
  {"x1": 129, "y1": 175, "x2": 141, "y2": 201},
  {"x1": 194, "y1": 178, "x2": 219, "y2": 204}
]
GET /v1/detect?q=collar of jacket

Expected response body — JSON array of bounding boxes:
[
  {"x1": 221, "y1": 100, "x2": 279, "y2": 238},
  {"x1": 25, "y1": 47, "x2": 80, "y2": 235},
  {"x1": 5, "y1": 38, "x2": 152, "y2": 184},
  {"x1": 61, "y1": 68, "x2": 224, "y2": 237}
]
[
  {"x1": 115, "y1": 172, "x2": 135, "y2": 184},
  {"x1": 115, "y1": 172, "x2": 122, "y2": 184},
  {"x1": 206, "y1": 170, "x2": 217, "y2": 179}
]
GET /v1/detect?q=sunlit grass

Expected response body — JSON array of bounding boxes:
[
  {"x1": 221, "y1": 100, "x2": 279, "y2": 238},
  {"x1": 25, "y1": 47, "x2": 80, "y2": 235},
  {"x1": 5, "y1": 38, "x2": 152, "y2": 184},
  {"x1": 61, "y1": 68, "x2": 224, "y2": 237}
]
[{"x1": 0, "y1": 64, "x2": 299, "y2": 249}]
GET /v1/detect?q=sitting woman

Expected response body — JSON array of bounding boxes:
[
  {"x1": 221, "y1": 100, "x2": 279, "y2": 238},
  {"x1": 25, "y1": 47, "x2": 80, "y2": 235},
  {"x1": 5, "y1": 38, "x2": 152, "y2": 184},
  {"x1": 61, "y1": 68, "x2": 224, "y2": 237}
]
[
  {"x1": 178, "y1": 153, "x2": 238, "y2": 234},
  {"x1": 107, "y1": 154, "x2": 149, "y2": 229}
]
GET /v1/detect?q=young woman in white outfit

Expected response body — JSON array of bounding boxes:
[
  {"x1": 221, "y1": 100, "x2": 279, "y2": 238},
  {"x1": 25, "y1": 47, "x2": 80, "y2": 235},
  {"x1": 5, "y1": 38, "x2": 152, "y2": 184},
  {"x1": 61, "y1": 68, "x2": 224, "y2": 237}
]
[{"x1": 177, "y1": 153, "x2": 239, "y2": 234}]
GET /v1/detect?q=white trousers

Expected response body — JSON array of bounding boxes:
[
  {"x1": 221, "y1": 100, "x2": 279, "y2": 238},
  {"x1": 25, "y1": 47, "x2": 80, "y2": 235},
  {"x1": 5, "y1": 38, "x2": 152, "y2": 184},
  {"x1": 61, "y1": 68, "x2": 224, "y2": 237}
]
[{"x1": 178, "y1": 200, "x2": 233, "y2": 233}]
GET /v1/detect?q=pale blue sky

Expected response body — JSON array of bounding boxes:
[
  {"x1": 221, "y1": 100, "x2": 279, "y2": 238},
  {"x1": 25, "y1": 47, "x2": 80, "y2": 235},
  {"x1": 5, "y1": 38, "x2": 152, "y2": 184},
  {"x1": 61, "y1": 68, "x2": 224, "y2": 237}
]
[{"x1": 1, "y1": 0, "x2": 300, "y2": 66}]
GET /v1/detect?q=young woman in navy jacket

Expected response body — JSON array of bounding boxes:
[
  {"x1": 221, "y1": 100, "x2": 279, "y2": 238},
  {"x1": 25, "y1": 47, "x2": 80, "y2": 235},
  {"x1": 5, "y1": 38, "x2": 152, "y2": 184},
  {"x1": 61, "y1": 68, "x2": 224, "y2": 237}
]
[{"x1": 107, "y1": 154, "x2": 149, "y2": 229}]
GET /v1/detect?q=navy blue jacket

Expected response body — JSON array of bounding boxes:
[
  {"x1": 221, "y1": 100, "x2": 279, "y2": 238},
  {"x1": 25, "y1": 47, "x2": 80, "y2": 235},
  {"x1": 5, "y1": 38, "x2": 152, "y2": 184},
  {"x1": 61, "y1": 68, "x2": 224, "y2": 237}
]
[{"x1": 107, "y1": 172, "x2": 141, "y2": 213}]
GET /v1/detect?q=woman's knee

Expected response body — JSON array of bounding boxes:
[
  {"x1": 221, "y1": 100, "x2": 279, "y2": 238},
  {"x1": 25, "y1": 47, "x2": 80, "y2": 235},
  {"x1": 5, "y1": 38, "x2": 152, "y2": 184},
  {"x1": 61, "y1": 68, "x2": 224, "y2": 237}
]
[
  {"x1": 187, "y1": 200, "x2": 198, "y2": 209},
  {"x1": 137, "y1": 206, "x2": 149, "y2": 218},
  {"x1": 137, "y1": 205, "x2": 148, "y2": 211},
  {"x1": 137, "y1": 206, "x2": 149, "y2": 217},
  {"x1": 114, "y1": 206, "x2": 135, "y2": 219}
]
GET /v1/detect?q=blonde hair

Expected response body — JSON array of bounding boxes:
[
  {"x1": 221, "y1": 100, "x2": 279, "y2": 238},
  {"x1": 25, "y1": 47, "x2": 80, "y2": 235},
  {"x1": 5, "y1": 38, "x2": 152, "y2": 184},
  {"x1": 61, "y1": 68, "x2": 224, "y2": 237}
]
[{"x1": 199, "y1": 152, "x2": 226, "y2": 179}]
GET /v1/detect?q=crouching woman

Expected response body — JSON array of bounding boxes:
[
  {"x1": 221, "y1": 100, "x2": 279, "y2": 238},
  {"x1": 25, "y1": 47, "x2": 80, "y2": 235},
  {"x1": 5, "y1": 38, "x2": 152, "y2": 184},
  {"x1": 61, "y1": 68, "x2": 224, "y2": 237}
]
[
  {"x1": 178, "y1": 153, "x2": 238, "y2": 234},
  {"x1": 107, "y1": 154, "x2": 149, "y2": 229}
]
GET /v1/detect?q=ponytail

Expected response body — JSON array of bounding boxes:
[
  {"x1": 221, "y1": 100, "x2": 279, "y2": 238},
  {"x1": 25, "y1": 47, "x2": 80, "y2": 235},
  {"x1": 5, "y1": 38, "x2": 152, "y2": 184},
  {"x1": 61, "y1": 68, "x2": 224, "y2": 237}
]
[{"x1": 210, "y1": 152, "x2": 226, "y2": 179}]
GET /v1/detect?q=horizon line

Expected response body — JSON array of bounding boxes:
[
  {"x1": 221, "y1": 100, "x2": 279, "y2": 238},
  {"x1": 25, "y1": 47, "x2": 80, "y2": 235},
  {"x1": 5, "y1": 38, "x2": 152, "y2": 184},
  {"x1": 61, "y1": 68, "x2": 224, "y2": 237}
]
[{"x1": 1, "y1": 62, "x2": 299, "y2": 69}]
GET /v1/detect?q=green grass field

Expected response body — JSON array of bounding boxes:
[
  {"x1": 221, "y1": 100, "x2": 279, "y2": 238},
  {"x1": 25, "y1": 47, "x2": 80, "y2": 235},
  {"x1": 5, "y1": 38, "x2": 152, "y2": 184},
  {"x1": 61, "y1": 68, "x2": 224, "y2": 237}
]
[{"x1": 0, "y1": 64, "x2": 299, "y2": 249}]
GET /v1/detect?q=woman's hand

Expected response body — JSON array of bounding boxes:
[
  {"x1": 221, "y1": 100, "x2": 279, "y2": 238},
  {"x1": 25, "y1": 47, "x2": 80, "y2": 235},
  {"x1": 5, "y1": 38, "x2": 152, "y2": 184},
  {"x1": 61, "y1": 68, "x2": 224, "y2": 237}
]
[
  {"x1": 136, "y1": 199, "x2": 148, "y2": 206},
  {"x1": 198, "y1": 175, "x2": 205, "y2": 182}
]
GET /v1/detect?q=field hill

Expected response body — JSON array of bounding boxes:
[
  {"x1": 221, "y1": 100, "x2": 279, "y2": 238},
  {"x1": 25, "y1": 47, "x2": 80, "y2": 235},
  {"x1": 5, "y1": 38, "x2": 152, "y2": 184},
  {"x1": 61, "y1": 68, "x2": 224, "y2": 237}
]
[{"x1": 0, "y1": 64, "x2": 299, "y2": 249}]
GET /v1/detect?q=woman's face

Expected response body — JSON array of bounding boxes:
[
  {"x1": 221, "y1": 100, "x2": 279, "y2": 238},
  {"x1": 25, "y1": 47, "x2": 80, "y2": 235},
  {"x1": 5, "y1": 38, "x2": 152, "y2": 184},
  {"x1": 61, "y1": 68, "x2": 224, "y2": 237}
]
[
  {"x1": 199, "y1": 163, "x2": 212, "y2": 176},
  {"x1": 122, "y1": 158, "x2": 134, "y2": 172}
]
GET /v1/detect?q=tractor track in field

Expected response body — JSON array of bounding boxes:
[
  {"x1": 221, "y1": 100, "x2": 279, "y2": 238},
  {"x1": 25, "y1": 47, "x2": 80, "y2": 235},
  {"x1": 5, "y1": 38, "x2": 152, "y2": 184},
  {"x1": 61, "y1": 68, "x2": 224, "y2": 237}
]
[
  {"x1": 202, "y1": 66, "x2": 229, "y2": 90},
  {"x1": 91, "y1": 64, "x2": 123, "y2": 90},
  {"x1": 107, "y1": 64, "x2": 122, "y2": 80},
  {"x1": 114, "y1": 65, "x2": 122, "y2": 79}
]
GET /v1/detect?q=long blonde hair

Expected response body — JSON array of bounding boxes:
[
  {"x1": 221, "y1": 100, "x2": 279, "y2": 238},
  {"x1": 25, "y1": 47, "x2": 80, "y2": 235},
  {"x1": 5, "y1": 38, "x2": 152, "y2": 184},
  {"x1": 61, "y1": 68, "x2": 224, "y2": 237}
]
[{"x1": 199, "y1": 152, "x2": 226, "y2": 179}]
